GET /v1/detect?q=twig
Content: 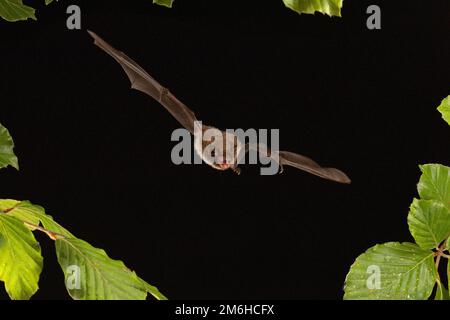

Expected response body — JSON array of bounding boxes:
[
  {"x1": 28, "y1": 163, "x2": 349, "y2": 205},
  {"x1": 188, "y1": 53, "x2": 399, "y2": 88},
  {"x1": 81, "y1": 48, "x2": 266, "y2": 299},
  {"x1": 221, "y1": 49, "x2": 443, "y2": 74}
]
[{"x1": 23, "y1": 221, "x2": 65, "y2": 240}]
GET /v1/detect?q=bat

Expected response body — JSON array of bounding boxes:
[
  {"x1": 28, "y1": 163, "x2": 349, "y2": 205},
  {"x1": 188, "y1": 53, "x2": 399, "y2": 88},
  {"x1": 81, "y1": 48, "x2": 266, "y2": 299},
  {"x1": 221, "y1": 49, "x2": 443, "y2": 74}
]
[{"x1": 87, "y1": 31, "x2": 351, "y2": 184}]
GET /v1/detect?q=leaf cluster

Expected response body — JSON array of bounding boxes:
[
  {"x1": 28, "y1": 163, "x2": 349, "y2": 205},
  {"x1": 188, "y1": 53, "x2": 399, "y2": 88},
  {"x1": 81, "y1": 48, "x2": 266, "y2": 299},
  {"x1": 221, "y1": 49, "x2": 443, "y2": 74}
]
[
  {"x1": 344, "y1": 96, "x2": 450, "y2": 300},
  {"x1": 0, "y1": 123, "x2": 166, "y2": 300}
]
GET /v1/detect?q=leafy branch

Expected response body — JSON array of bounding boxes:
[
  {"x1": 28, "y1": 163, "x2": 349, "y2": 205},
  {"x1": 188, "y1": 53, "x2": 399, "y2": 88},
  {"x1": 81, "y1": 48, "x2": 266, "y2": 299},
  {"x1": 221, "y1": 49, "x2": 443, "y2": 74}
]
[
  {"x1": 344, "y1": 95, "x2": 450, "y2": 300},
  {"x1": 0, "y1": 123, "x2": 167, "y2": 300},
  {"x1": 153, "y1": 0, "x2": 343, "y2": 16},
  {"x1": 0, "y1": 0, "x2": 344, "y2": 22}
]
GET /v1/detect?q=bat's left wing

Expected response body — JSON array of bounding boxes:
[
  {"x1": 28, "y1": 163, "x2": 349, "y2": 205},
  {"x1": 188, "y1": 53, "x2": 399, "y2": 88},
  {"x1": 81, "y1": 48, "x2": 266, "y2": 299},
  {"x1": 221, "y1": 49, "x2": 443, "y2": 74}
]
[
  {"x1": 245, "y1": 143, "x2": 351, "y2": 184},
  {"x1": 88, "y1": 31, "x2": 198, "y2": 134}
]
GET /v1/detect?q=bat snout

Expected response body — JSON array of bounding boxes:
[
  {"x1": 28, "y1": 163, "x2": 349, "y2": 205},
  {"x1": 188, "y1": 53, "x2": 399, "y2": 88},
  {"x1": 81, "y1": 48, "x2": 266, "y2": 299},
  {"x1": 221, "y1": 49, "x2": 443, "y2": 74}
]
[{"x1": 217, "y1": 163, "x2": 230, "y2": 170}]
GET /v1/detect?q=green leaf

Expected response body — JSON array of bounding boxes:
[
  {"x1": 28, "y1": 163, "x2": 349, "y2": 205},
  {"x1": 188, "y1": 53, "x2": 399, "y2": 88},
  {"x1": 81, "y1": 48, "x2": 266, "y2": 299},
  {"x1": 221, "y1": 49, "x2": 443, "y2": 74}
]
[
  {"x1": 0, "y1": 0, "x2": 36, "y2": 22},
  {"x1": 0, "y1": 123, "x2": 19, "y2": 171},
  {"x1": 438, "y1": 96, "x2": 450, "y2": 125},
  {"x1": 283, "y1": 0, "x2": 343, "y2": 17},
  {"x1": 435, "y1": 281, "x2": 449, "y2": 300},
  {"x1": 344, "y1": 242, "x2": 436, "y2": 300},
  {"x1": 0, "y1": 214, "x2": 43, "y2": 300},
  {"x1": 418, "y1": 164, "x2": 450, "y2": 210},
  {"x1": 54, "y1": 237, "x2": 165, "y2": 300},
  {"x1": 408, "y1": 199, "x2": 450, "y2": 249},
  {"x1": 153, "y1": 0, "x2": 173, "y2": 8}
]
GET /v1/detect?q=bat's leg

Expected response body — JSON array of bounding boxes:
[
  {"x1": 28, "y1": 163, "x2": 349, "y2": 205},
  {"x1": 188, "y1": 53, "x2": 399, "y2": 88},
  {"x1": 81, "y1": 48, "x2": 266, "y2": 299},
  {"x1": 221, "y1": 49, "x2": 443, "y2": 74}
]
[
  {"x1": 232, "y1": 167, "x2": 241, "y2": 175},
  {"x1": 278, "y1": 163, "x2": 284, "y2": 174}
]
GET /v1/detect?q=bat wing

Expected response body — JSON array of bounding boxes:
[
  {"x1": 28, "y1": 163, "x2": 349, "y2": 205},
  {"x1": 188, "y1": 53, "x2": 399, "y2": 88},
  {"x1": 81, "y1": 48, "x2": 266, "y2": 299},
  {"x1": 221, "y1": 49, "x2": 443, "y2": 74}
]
[
  {"x1": 88, "y1": 30, "x2": 198, "y2": 134},
  {"x1": 246, "y1": 143, "x2": 351, "y2": 184}
]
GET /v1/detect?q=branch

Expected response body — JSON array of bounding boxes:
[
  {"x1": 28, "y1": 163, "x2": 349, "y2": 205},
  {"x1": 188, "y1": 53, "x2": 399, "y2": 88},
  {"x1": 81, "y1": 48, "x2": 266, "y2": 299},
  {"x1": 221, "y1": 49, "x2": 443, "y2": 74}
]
[{"x1": 23, "y1": 221, "x2": 65, "y2": 240}]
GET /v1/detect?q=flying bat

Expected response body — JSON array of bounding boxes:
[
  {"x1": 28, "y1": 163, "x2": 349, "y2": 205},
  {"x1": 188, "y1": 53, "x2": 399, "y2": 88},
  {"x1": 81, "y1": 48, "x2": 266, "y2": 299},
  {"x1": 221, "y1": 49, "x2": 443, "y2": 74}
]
[{"x1": 87, "y1": 31, "x2": 351, "y2": 184}]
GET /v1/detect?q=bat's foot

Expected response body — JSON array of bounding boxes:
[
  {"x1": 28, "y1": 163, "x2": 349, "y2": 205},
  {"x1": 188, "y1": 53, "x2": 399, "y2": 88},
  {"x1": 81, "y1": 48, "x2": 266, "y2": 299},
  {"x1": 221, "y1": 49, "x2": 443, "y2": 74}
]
[
  {"x1": 232, "y1": 167, "x2": 241, "y2": 175},
  {"x1": 278, "y1": 164, "x2": 284, "y2": 174}
]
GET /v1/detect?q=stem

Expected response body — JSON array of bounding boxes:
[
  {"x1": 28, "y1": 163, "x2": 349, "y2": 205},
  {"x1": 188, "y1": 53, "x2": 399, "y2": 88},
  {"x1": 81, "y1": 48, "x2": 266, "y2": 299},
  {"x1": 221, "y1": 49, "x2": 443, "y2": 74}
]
[
  {"x1": 436, "y1": 253, "x2": 442, "y2": 269},
  {"x1": 23, "y1": 221, "x2": 64, "y2": 240},
  {"x1": 435, "y1": 241, "x2": 447, "y2": 270}
]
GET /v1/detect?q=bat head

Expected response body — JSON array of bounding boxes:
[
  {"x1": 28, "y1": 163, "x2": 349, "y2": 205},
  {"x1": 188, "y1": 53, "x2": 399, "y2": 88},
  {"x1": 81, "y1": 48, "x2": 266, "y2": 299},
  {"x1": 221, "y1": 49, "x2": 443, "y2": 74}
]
[{"x1": 195, "y1": 128, "x2": 244, "y2": 173}]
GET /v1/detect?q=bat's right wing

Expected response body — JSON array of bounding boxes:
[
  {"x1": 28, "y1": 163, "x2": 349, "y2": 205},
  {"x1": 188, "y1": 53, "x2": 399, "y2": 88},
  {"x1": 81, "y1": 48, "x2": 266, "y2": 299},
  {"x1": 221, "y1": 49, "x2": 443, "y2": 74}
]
[
  {"x1": 246, "y1": 143, "x2": 351, "y2": 184},
  {"x1": 88, "y1": 31, "x2": 198, "y2": 134}
]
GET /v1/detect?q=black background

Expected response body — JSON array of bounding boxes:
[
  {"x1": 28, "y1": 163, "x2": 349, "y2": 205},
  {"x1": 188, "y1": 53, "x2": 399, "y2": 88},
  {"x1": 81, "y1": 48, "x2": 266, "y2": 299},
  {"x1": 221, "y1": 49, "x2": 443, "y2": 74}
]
[{"x1": 0, "y1": 0, "x2": 449, "y2": 300}]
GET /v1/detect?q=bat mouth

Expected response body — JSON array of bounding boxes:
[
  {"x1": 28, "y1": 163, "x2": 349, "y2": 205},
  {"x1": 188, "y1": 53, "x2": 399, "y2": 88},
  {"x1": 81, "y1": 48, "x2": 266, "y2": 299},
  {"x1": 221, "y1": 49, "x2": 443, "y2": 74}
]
[{"x1": 217, "y1": 163, "x2": 231, "y2": 170}]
